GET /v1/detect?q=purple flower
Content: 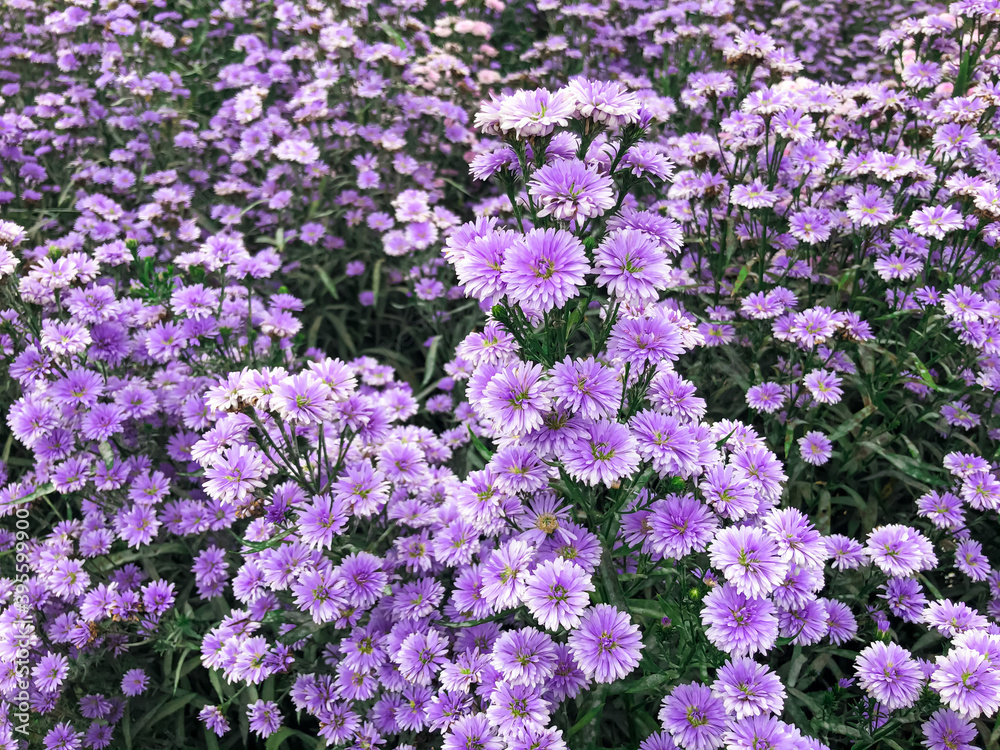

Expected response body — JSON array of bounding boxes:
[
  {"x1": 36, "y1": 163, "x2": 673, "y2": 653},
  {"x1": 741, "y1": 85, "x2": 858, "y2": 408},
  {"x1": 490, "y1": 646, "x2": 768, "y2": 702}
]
[
  {"x1": 855, "y1": 642, "x2": 923, "y2": 711},
  {"x1": 630, "y1": 411, "x2": 702, "y2": 479},
  {"x1": 443, "y1": 714, "x2": 503, "y2": 750},
  {"x1": 922, "y1": 708, "x2": 977, "y2": 750},
  {"x1": 647, "y1": 494, "x2": 719, "y2": 560},
  {"x1": 745, "y1": 382, "x2": 786, "y2": 413},
  {"x1": 711, "y1": 657, "x2": 786, "y2": 719},
  {"x1": 247, "y1": 699, "x2": 282, "y2": 738},
  {"x1": 490, "y1": 628, "x2": 557, "y2": 686},
  {"x1": 709, "y1": 526, "x2": 788, "y2": 599},
  {"x1": 701, "y1": 584, "x2": 779, "y2": 657},
  {"x1": 846, "y1": 186, "x2": 894, "y2": 226},
  {"x1": 529, "y1": 159, "x2": 615, "y2": 222},
  {"x1": 523, "y1": 558, "x2": 595, "y2": 630},
  {"x1": 550, "y1": 357, "x2": 622, "y2": 421},
  {"x1": 497, "y1": 88, "x2": 576, "y2": 138},
  {"x1": 802, "y1": 369, "x2": 843, "y2": 405},
  {"x1": 723, "y1": 715, "x2": 795, "y2": 750},
  {"x1": 595, "y1": 229, "x2": 672, "y2": 303},
  {"x1": 607, "y1": 312, "x2": 686, "y2": 369},
  {"x1": 482, "y1": 539, "x2": 535, "y2": 611},
  {"x1": 562, "y1": 419, "x2": 640, "y2": 487},
  {"x1": 658, "y1": 682, "x2": 727, "y2": 750},
  {"x1": 567, "y1": 78, "x2": 640, "y2": 127},
  {"x1": 203, "y1": 445, "x2": 270, "y2": 506},
  {"x1": 121, "y1": 668, "x2": 149, "y2": 697},
  {"x1": 865, "y1": 525, "x2": 937, "y2": 577},
  {"x1": 501, "y1": 229, "x2": 589, "y2": 312},
  {"x1": 486, "y1": 681, "x2": 550, "y2": 737},
  {"x1": 33, "y1": 652, "x2": 69, "y2": 693},
  {"x1": 481, "y1": 362, "x2": 551, "y2": 436},
  {"x1": 567, "y1": 604, "x2": 643, "y2": 683},
  {"x1": 396, "y1": 630, "x2": 449, "y2": 685},
  {"x1": 931, "y1": 648, "x2": 1000, "y2": 719},
  {"x1": 798, "y1": 431, "x2": 833, "y2": 466}
]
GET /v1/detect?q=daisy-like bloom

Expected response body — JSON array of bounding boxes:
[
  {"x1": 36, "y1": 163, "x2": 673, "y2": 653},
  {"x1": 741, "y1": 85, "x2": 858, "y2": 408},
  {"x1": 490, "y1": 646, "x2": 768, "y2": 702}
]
[
  {"x1": 922, "y1": 708, "x2": 977, "y2": 750},
  {"x1": 498, "y1": 87, "x2": 576, "y2": 138},
  {"x1": 658, "y1": 682, "x2": 727, "y2": 750},
  {"x1": 528, "y1": 159, "x2": 615, "y2": 222},
  {"x1": 724, "y1": 715, "x2": 798, "y2": 750},
  {"x1": 247, "y1": 699, "x2": 282, "y2": 738},
  {"x1": 394, "y1": 630, "x2": 449, "y2": 685},
  {"x1": 855, "y1": 642, "x2": 924, "y2": 711},
  {"x1": 482, "y1": 539, "x2": 535, "y2": 611},
  {"x1": 955, "y1": 540, "x2": 992, "y2": 582},
  {"x1": 549, "y1": 356, "x2": 622, "y2": 421},
  {"x1": 824, "y1": 599, "x2": 859, "y2": 645},
  {"x1": 787, "y1": 207, "x2": 833, "y2": 244},
  {"x1": 523, "y1": 558, "x2": 595, "y2": 630},
  {"x1": 942, "y1": 285, "x2": 987, "y2": 322},
  {"x1": 562, "y1": 419, "x2": 640, "y2": 487},
  {"x1": 567, "y1": 78, "x2": 640, "y2": 127},
  {"x1": 701, "y1": 584, "x2": 779, "y2": 657},
  {"x1": 490, "y1": 628, "x2": 557, "y2": 686},
  {"x1": 923, "y1": 600, "x2": 989, "y2": 637},
  {"x1": 960, "y1": 470, "x2": 1000, "y2": 511},
  {"x1": 943, "y1": 451, "x2": 991, "y2": 478},
  {"x1": 916, "y1": 491, "x2": 966, "y2": 529},
  {"x1": 567, "y1": 604, "x2": 643, "y2": 683},
  {"x1": 709, "y1": 526, "x2": 788, "y2": 599},
  {"x1": 745, "y1": 382, "x2": 786, "y2": 414},
  {"x1": 865, "y1": 524, "x2": 937, "y2": 577},
  {"x1": 647, "y1": 494, "x2": 719, "y2": 560},
  {"x1": 481, "y1": 362, "x2": 551, "y2": 436},
  {"x1": 203, "y1": 444, "x2": 271, "y2": 506},
  {"x1": 787, "y1": 306, "x2": 843, "y2": 348},
  {"x1": 121, "y1": 668, "x2": 150, "y2": 697},
  {"x1": 630, "y1": 411, "x2": 702, "y2": 478},
  {"x1": 272, "y1": 372, "x2": 336, "y2": 424},
  {"x1": 881, "y1": 577, "x2": 927, "y2": 623},
  {"x1": 453, "y1": 229, "x2": 513, "y2": 302},
  {"x1": 846, "y1": 186, "x2": 895, "y2": 226},
  {"x1": 595, "y1": 229, "x2": 672, "y2": 302},
  {"x1": 930, "y1": 648, "x2": 1000, "y2": 719},
  {"x1": 802, "y1": 369, "x2": 843, "y2": 405},
  {"x1": 730, "y1": 179, "x2": 779, "y2": 209},
  {"x1": 443, "y1": 714, "x2": 503, "y2": 750},
  {"x1": 763, "y1": 508, "x2": 826, "y2": 569},
  {"x1": 874, "y1": 251, "x2": 923, "y2": 281},
  {"x1": 607, "y1": 311, "x2": 687, "y2": 368},
  {"x1": 486, "y1": 681, "x2": 550, "y2": 737},
  {"x1": 909, "y1": 205, "x2": 964, "y2": 239},
  {"x1": 700, "y1": 464, "x2": 758, "y2": 520},
  {"x1": 798, "y1": 431, "x2": 833, "y2": 465},
  {"x1": 712, "y1": 657, "x2": 786, "y2": 719},
  {"x1": 740, "y1": 293, "x2": 783, "y2": 320},
  {"x1": 825, "y1": 535, "x2": 867, "y2": 570},
  {"x1": 501, "y1": 228, "x2": 590, "y2": 312},
  {"x1": 33, "y1": 652, "x2": 69, "y2": 693}
]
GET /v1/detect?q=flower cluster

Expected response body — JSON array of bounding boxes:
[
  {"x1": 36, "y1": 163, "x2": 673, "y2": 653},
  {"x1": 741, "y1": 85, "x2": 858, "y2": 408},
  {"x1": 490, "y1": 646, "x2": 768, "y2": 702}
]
[{"x1": 3, "y1": 0, "x2": 1000, "y2": 748}]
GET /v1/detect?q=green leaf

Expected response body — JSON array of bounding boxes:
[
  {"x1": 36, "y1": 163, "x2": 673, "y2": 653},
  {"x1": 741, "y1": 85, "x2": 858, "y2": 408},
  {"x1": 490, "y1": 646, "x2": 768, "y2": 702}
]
[
  {"x1": 828, "y1": 403, "x2": 877, "y2": 442},
  {"x1": 422, "y1": 335, "x2": 441, "y2": 386},
  {"x1": 98, "y1": 441, "x2": 115, "y2": 469},
  {"x1": 265, "y1": 727, "x2": 296, "y2": 750},
  {"x1": 372, "y1": 258, "x2": 384, "y2": 303},
  {"x1": 731, "y1": 262, "x2": 752, "y2": 297},
  {"x1": 314, "y1": 266, "x2": 340, "y2": 300},
  {"x1": 468, "y1": 429, "x2": 493, "y2": 461}
]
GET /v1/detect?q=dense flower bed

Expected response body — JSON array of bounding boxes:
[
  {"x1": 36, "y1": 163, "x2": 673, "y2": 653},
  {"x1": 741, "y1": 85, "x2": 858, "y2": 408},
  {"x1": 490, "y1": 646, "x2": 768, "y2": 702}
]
[{"x1": 1, "y1": 0, "x2": 999, "y2": 749}]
